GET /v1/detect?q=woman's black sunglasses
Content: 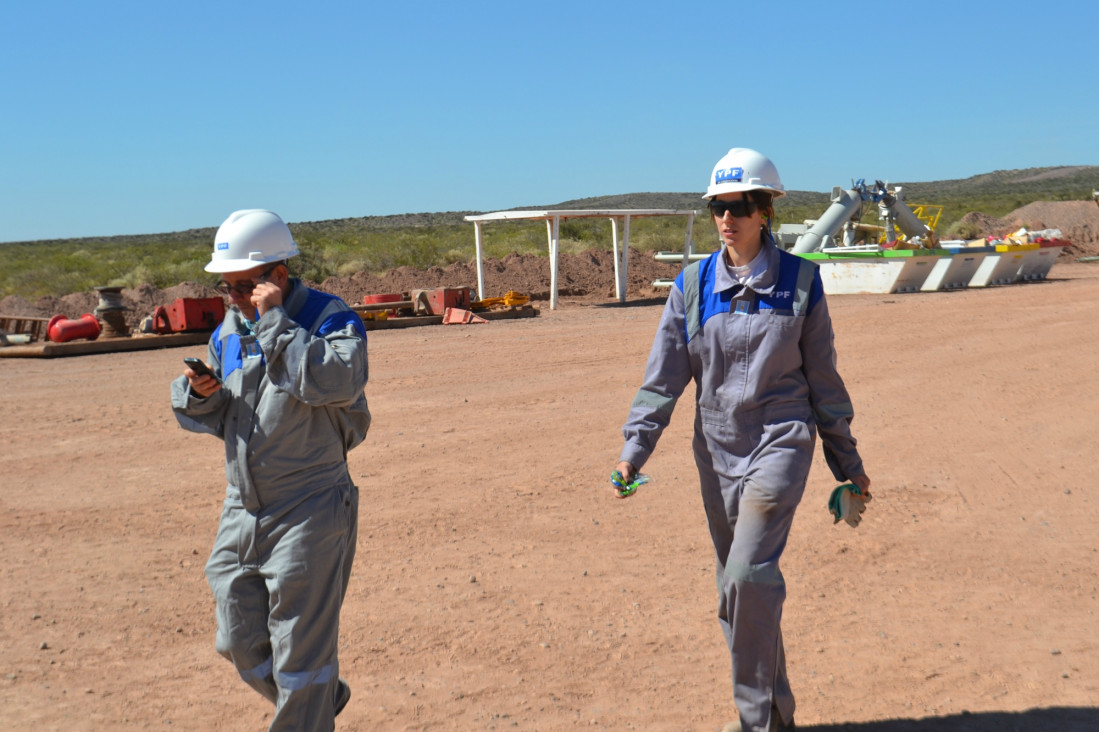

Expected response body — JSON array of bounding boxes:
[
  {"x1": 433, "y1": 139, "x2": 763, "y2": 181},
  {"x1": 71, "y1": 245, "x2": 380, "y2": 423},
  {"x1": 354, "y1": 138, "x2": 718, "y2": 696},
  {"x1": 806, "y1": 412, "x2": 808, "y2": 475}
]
[{"x1": 708, "y1": 199, "x2": 759, "y2": 218}]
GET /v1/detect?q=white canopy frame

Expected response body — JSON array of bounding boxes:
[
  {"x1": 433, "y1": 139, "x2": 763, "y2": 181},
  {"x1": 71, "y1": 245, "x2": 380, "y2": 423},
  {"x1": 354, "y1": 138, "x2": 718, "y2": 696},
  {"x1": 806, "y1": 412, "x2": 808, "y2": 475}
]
[{"x1": 464, "y1": 209, "x2": 698, "y2": 309}]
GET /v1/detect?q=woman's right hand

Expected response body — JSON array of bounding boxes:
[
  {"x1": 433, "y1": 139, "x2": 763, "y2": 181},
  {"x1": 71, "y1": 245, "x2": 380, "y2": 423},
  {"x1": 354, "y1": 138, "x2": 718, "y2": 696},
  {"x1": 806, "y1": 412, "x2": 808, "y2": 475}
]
[{"x1": 613, "y1": 461, "x2": 637, "y2": 499}]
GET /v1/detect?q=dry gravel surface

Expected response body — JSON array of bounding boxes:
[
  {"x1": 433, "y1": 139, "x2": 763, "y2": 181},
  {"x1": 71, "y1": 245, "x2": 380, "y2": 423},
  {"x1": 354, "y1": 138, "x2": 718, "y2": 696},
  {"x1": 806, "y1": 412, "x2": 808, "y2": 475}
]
[{"x1": 1, "y1": 259, "x2": 1098, "y2": 731}]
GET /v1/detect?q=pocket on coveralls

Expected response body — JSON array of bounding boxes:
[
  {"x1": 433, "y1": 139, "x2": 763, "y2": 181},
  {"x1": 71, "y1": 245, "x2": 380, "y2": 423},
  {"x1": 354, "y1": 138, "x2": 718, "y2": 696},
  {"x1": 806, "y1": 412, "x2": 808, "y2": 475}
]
[
  {"x1": 753, "y1": 309, "x2": 800, "y2": 328},
  {"x1": 698, "y1": 405, "x2": 764, "y2": 478}
]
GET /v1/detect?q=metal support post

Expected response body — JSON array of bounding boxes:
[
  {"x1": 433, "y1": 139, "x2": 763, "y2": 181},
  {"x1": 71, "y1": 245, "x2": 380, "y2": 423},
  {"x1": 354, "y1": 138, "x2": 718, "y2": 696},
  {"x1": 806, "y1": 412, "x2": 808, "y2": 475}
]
[
  {"x1": 610, "y1": 218, "x2": 621, "y2": 301},
  {"x1": 682, "y1": 212, "x2": 696, "y2": 268},
  {"x1": 474, "y1": 221, "x2": 485, "y2": 301},
  {"x1": 618, "y1": 215, "x2": 632, "y2": 303},
  {"x1": 549, "y1": 216, "x2": 561, "y2": 309}
]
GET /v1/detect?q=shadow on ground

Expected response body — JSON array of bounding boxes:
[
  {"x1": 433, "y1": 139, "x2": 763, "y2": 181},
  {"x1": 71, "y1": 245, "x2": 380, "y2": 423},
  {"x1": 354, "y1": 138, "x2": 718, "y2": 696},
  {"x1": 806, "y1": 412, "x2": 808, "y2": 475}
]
[{"x1": 796, "y1": 706, "x2": 1097, "y2": 731}]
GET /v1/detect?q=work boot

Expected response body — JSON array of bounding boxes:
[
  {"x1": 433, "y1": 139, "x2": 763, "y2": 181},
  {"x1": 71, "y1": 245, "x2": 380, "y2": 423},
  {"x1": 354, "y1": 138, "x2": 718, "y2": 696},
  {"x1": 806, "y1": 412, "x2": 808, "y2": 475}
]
[{"x1": 335, "y1": 678, "x2": 351, "y2": 717}]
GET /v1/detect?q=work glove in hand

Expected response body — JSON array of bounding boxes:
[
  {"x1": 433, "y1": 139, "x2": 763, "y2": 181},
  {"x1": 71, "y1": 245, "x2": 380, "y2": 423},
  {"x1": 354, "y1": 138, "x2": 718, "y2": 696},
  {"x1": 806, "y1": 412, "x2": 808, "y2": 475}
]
[{"x1": 828, "y1": 483, "x2": 870, "y2": 527}]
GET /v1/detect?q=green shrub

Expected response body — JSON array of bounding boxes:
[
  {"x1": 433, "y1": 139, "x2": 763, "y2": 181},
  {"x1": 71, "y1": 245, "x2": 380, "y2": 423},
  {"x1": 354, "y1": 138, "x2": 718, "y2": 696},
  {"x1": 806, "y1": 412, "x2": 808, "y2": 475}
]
[
  {"x1": 3, "y1": 166, "x2": 1096, "y2": 300},
  {"x1": 945, "y1": 220, "x2": 984, "y2": 240}
]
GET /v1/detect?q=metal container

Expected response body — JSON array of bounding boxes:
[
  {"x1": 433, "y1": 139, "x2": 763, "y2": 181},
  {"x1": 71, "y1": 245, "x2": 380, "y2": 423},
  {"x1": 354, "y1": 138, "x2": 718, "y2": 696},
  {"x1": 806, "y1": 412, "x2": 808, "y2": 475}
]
[{"x1": 47, "y1": 313, "x2": 101, "y2": 343}]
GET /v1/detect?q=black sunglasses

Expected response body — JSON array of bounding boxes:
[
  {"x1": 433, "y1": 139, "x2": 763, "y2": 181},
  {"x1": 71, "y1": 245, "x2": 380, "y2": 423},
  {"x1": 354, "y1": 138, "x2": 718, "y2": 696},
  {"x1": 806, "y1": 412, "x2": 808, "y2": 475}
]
[
  {"x1": 214, "y1": 264, "x2": 281, "y2": 296},
  {"x1": 708, "y1": 199, "x2": 759, "y2": 218}
]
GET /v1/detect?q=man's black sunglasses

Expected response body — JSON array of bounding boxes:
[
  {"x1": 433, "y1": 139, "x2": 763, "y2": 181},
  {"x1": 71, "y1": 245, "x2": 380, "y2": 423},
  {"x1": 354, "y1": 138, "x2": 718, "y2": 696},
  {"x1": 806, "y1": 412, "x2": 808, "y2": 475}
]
[
  {"x1": 214, "y1": 264, "x2": 281, "y2": 296},
  {"x1": 708, "y1": 199, "x2": 759, "y2": 218}
]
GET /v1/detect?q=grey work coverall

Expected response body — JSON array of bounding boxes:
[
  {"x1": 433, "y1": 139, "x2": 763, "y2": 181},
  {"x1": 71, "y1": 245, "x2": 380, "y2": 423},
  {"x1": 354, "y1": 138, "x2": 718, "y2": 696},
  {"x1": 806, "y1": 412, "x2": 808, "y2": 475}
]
[
  {"x1": 619, "y1": 241, "x2": 863, "y2": 731},
  {"x1": 172, "y1": 280, "x2": 371, "y2": 731}
]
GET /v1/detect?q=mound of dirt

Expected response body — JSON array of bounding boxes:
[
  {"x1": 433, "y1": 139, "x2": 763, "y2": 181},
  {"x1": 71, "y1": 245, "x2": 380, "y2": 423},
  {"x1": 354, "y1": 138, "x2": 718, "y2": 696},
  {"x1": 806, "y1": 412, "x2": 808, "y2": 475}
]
[
  {"x1": 1001, "y1": 200, "x2": 1099, "y2": 257},
  {"x1": 318, "y1": 248, "x2": 686, "y2": 306},
  {"x1": 0, "y1": 249, "x2": 689, "y2": 330},
  {"x1": 956, "y1": 201, "x2": 1099, "y2": 258}
]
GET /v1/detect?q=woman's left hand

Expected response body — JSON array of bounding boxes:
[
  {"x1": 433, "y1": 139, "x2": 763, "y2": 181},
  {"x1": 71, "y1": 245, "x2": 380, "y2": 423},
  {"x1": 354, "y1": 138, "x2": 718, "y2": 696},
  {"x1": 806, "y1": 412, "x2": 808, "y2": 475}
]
[{"x1": 849, "y1": 474, "x2": 871, "y2": 500}]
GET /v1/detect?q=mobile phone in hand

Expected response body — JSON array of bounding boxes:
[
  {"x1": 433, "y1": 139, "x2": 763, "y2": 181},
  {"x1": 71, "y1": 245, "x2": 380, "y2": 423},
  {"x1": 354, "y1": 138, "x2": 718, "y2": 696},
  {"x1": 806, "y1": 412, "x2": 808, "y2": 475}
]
[{"x1": 183, "y1": 357, "x2": 220, "y2": 382}]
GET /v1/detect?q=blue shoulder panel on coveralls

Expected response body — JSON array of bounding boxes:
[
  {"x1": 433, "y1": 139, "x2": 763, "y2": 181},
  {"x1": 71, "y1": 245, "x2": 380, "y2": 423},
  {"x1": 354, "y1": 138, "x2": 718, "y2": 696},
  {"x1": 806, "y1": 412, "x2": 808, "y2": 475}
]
[
  {"x1": 213, "y1": 291, "x2": 367, "y2": 382},
  {"x1": 213, "y1": 325, "x2": 247, "y2": 382},
  {"x1": 296, "y1": 289, "x2": 367, "y2": 340},
  {"x1": 678, "y1": 252, "x2": 736, "y2": 343},
  {"x1": 211, "y1": 323, "x2": 246, "y2": 381},
  {"x1": 680, "y1": 248, "x2": 821, "y2": 343},
  {"x1": 758, "y1": 249, "x2": 822, "y2": 315}
]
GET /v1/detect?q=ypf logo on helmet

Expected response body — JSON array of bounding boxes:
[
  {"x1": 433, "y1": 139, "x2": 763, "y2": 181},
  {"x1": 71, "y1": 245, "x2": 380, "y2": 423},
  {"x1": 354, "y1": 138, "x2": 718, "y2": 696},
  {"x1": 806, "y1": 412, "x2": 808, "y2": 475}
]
[{"x1": 715, "y1": 167, "x2": 744, "y2": 185}]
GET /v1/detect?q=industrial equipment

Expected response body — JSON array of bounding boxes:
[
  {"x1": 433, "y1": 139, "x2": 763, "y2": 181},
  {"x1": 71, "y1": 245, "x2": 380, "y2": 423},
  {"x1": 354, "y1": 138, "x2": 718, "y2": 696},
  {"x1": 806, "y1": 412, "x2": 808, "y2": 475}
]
[
  {"x1": 152, "y1": 298, "x2": 226, "y2": 334},
  {"x1": 47, "y1": 314, "x2": 101, "y2": 343},
  {"x1": 789, "y1": 180, "x2": 935, "y2": 254}
]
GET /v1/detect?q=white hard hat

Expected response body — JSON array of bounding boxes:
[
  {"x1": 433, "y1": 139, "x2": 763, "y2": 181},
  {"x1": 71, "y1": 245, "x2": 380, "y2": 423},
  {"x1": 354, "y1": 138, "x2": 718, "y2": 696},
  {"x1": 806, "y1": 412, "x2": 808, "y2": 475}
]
[
  {"x1": 205, "y1": 209, "x2": 300, "y2": 274},
  {"x1": 704, "y1": 147, "x2": 785, "y2": 199}
]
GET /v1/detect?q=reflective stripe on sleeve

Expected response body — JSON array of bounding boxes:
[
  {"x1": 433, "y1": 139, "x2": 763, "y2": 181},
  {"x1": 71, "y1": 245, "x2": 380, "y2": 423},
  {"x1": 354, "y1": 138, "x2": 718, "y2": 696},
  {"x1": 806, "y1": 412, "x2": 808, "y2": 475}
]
[
  {"x1": 631, "y1": 387, "x2": 678, "y2": 421},
  {"x1": 682, "y1": 260, "x2": 702, "y2": 342},
  {"x1": 793, "y1": 258, "x2": 815, "y2": 315},
  {"x1": 813, "y1": 400, "x2": 854, "y2": 424}
]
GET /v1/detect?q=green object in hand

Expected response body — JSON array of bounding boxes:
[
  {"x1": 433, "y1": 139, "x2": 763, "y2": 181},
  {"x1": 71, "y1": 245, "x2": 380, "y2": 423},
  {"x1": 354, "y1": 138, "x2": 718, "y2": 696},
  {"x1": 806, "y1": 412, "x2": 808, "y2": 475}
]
[{"x1": 611, "y1": 470, "x2": 650, "y2": 498}]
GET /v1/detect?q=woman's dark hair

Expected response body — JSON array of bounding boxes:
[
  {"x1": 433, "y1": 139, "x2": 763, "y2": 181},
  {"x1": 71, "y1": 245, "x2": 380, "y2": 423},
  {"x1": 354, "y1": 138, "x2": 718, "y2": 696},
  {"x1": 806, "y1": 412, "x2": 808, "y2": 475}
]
[{"x1": 748, "y1": 190, "x2": 774, "y2": 222}]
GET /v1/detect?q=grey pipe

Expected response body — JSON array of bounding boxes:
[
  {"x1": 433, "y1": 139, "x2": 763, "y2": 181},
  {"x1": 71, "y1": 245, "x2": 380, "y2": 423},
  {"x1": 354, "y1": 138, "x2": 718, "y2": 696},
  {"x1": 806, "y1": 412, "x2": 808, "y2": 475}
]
[
  {"x1": 790, "y1": 187, "x2": 864, "y2": 254},
  {"x1": 879, "y1": 186, "x2": 932, "y2": 241}
]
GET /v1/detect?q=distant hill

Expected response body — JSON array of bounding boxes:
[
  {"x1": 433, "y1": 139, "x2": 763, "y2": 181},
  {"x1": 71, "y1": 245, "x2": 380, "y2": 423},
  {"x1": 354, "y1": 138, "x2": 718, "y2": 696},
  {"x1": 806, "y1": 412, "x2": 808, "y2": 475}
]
[
  {"x1": 894, "y1": 165, "x2": 1099, "y2": 199},
  {"x1": 6, "y1": 166, "x2": 1097, "y2": 247},
  {"x1": 3, "y1": 166, "x2": 1098, "y2": 301},
  {"x1": 538, "y1": 166, "x2": 1099, "y2": 231}
]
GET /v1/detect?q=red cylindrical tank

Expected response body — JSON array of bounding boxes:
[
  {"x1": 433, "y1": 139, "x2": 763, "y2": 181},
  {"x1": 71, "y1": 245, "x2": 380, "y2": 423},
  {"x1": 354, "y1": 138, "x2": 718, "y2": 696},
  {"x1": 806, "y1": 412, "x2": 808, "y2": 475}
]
[
  {"x1": 47, "y1": 313, "x2": 101, "y2": 343},
  {"x1": 363, "y1": 293, "x2": 403, "y2": 305},
  {"x1": 363, "y1": 293, "x2": 405, "y2": 317}
]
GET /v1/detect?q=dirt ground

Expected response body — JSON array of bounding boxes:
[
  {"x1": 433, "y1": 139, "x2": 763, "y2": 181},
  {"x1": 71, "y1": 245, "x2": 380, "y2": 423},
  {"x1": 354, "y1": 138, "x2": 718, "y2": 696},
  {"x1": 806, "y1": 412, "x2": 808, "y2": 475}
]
[{"x1": 2, "y1": 257, "x2": 1099, "y2": 730}]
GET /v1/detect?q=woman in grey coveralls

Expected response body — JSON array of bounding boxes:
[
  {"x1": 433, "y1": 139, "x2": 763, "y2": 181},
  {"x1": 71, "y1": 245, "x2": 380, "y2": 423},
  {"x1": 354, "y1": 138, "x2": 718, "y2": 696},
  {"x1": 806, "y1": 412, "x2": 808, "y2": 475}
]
[{"x1": 615, "y1": 148, "x2": 871, "y2": 732}]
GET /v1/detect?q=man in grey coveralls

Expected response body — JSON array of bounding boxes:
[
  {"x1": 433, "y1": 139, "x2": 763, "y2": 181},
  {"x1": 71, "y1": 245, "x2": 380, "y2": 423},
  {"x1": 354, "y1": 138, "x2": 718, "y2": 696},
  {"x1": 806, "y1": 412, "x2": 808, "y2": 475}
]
[{"x1": 172, "y1": 209, "x2": 370, "y2": 730}]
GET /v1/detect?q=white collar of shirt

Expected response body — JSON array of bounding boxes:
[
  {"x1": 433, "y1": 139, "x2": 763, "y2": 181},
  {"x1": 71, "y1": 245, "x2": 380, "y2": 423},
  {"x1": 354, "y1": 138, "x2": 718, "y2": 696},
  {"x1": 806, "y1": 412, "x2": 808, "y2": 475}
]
[
  {"x1": 718, "y1": 246, "x2": 769, "y2": 289},
  {"x1": 727, "y1": 247, "x2": 768, "y2": 285}
]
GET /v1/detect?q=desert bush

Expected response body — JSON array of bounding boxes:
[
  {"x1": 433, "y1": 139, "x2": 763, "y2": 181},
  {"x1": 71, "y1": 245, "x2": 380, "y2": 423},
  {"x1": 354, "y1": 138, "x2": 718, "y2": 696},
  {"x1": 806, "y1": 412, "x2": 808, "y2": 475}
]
[
  {"x1": 945, "y1": 220, "x2": 985, "y2": 240},
  {"x1": 443, "y1": 249, "x2": 470, "y2": 265}
]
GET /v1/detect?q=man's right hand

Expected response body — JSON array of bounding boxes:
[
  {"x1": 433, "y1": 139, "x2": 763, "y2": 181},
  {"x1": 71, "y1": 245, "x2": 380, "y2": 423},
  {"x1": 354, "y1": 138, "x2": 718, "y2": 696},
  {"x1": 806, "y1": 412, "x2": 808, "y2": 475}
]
[{"x1": 184, "y1": 368, "x2": 221, "y2": 398}]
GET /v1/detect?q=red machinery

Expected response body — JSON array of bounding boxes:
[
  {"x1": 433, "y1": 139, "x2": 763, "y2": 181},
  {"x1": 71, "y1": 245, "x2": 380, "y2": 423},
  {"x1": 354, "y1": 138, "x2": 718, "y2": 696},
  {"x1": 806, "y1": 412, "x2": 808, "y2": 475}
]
[
  {"x1": 152, "y1": 298, "x2": 225, "y2": 334},
  {"x1": 359, "y1": 288, "x2": 476, "y2": 318},
  {"x1": 362, "y1": 293, "x2": 405, "y2": 317},
  {"x1": 410, "y1": 287, "x2": 474, "y2": 315},
  {"x1": 47, "y1": 313, "x2": 101, "y2": 343}
]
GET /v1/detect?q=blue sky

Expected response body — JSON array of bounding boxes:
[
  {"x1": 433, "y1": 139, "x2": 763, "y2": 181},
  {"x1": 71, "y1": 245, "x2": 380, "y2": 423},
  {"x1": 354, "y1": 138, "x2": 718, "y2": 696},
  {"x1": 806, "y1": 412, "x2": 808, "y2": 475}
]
[{"x1": 2, "y1": 1, "x2": 1096, "y2": 243}]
